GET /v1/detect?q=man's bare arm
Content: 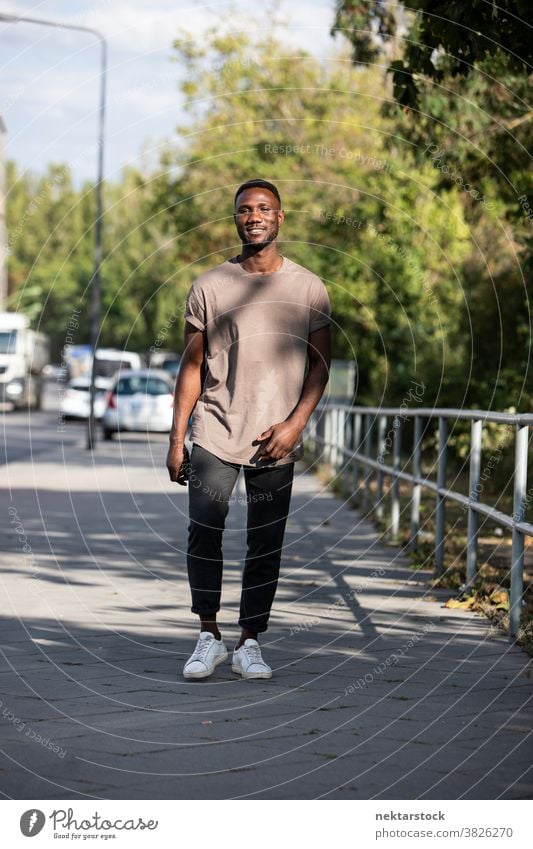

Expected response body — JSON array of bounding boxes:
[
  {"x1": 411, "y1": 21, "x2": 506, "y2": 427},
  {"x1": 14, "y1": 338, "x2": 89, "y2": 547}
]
[
  {"x1": 289, "y1": 324, "x2": 331, "y2": 429},
  {"x1": 166, "y1": 323, "x2": 206, "y2": 483},
  {"x1": 256, "y1": 325, "x2": 331, "y2": 461}
]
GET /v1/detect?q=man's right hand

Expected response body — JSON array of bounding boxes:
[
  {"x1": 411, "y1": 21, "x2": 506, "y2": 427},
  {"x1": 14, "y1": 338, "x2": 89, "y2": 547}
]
[{"x1": 166, "y1": 442, "x2": 190, "y2": 485}]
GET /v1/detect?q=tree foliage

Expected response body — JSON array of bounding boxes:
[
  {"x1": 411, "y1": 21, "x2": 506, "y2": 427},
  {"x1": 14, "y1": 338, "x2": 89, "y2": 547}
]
[
  {"x1": 332, "y1": 1, "x2": 533, "y2": 108},
  {"x1": 161, "y1": 26, "x2": 472, "y2": 404},
  {"x1": 6, "y1": 8, "x2": 530, "y2": 411},
  {"x1": 332, "y1": 1, "x2": 532, "y2": 410}
]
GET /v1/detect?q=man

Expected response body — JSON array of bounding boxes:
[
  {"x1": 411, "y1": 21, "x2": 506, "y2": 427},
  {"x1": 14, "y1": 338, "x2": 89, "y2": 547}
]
[{"x1": 166, "y1": 178, "x2": 331, "y2": 681}]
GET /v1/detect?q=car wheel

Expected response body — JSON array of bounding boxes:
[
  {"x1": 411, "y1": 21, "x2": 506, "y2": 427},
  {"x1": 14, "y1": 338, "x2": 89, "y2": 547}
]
[{"x1": 103, "y1": 428, "x2": 114, "y2": 441}]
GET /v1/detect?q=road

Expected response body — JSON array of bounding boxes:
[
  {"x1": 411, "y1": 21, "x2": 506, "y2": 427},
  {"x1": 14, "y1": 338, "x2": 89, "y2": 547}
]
[
  {"x1": 1, "y1": 378, "x2": 170, "y2": 467},
  {"x1": 1, "y1": 380, "x2": 92, "y2": 466}
]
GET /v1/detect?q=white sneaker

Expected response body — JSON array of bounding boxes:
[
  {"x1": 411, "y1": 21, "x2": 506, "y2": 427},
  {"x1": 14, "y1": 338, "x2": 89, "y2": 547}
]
[
  {"x1": 232, "y1": 638, "x2": 272, "y2": 680},
  {"x1": 182, "y1": 632, "x2": 228, "y2": 680}
]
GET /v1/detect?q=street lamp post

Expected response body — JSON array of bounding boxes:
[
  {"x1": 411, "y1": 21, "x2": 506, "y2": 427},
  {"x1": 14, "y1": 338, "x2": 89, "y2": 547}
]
[{"x1": 0, "y1": 11, "x2": 107, "y2": 450}]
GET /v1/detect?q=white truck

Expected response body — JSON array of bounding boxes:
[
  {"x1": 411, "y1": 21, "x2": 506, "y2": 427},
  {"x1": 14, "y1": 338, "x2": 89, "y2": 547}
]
[{"x1": 0, "y1": 312, "x2": 50, "y2": 409}]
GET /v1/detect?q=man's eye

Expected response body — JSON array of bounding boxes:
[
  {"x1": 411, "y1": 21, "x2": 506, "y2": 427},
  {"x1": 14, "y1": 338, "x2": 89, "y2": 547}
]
[{"x1": 237, "y1": 208, "x2": 272, "y2": 214}]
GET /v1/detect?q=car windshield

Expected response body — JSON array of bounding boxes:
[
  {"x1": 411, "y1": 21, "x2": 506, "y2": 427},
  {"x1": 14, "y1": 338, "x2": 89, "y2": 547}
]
[
  {"x1": 162, "y1": 360, "x2": 180, "y2": 376},
  {"x1": 95, "y1": 358, "x2": 138, "y2": 378},
  {"x1": 0, "y1": 330, "x2": 17, "y2": 355},
  {"x1": 115, "y1": 376, "x2": 171, "y2": 396}
]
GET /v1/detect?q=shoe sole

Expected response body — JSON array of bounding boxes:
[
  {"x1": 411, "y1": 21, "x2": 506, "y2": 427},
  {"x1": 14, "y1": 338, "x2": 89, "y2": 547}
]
[
  {"x1": 231, "y1": 664, "x2": 272, "y2": 680},
  {"x1": 183, "y1": 651, "x2": 228, "y2": 680}
]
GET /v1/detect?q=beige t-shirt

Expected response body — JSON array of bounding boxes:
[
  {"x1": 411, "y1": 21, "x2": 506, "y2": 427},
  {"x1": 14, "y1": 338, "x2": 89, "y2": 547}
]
[{"x1": 184, "y1": 255, "x2": 331, "y2": 466}]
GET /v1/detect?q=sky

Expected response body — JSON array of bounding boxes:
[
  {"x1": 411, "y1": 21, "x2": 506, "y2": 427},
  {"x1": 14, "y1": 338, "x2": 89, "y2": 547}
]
[{"x1": 0, "y1": 0, "x2": 339, "y2": 184}]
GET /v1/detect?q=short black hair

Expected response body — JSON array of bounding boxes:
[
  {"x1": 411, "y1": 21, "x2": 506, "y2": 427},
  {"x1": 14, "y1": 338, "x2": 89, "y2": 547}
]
[{"x1": 234, "y1": 179, "x2": 281, "y2": 208}]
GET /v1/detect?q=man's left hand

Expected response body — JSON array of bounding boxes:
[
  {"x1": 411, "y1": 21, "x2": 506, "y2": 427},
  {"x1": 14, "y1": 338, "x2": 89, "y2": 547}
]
[{"x1": 255, "y1": 419, "x2": 304, "y2": 461}]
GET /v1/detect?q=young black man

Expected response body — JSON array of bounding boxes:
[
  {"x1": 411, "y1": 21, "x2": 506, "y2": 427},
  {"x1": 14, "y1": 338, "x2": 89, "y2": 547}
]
[{"x1": 166, "y1": 178, "x2": 331, "y2": 680}]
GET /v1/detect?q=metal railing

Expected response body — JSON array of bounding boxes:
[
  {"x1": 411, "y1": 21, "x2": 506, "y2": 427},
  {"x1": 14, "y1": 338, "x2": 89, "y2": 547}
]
[{"x1": 307, "y1": 404, "x2": 533, "y2": 640}]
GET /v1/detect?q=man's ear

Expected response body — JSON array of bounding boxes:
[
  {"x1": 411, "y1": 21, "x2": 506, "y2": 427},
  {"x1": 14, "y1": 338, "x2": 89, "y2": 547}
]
[{"x1": 278, "y1": 209, "x2": 285, "y2": 225}]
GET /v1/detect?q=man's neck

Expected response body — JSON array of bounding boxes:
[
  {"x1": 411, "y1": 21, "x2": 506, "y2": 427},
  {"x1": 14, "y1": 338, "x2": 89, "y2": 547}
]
[{"x1": 234, "y1": 244, "x2": 283, "y2": 274}]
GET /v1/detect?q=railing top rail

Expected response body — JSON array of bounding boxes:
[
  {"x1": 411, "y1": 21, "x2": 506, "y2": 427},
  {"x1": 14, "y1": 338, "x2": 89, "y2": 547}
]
[{"x1": 319, "y1": 404, "x2": 533, "y2": 426}]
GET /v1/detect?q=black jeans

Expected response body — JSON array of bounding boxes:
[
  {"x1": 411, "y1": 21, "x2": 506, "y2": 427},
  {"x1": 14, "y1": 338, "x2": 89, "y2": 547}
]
[{"x1": 186, "y1": 443, "x2": 294, "y2": 633}]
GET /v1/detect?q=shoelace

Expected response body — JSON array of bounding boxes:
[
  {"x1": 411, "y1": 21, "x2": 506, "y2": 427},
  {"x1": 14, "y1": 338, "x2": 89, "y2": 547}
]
[
  {"x1": 191, "y1": 638, "x2": 211, "y2": 661},
  {"x1": 244, "y1": 644, "x2": 263, "y2": 665}
]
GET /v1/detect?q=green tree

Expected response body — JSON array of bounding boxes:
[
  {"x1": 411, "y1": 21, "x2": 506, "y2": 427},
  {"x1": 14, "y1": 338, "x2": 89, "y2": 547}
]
[
  {"x1": 100, "y1": 165, "x2": 182, "y2": 353},
  {"x1": 162, "y1": 24, "x2": 470, "y2": 403},
  {"x1": 331, "y1": 1, "x2": 532, "y2": 410},
  {"x1": 6, "y1": 161, "x2": 92, "y2": 355},
  {"x1": 332, "y1": 0, "x2": 533, "y2": 108}
]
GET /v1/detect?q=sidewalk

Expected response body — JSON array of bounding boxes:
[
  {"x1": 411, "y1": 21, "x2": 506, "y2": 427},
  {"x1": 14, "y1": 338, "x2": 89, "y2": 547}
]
[{"x1": 1, "y1": 432, "x2": 532, "y2": 800}]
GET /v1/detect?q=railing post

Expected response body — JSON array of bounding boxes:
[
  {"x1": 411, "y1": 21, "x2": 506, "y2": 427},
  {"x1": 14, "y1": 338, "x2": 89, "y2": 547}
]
[
  {"x1": 409, "y1": 415, "x2": 422, "y2": 551},
  {"x1": 330, "y1": 407, "x2": 339, "y2": 475},
  {"x1": 335, "y1": 407, "x2": 342, "y2": 474},
  {"x1": 390, "y1": 415, "x2": 401, "y2": 541},
  {"x1": 324, "y1": 407, "x2": 332, "y2": 469},
  {"x1": 351, "y1": 412, "x2": 362, "y2": 503},
  {"x1": 338, "y1": 407, "x2": 344, "y2": 474},
  {"x1": 435, "y1": 416, "x2": 448, "y2": 575},
  {"x1": 319, "y1": 407, "x2": 328, "y2": 464},
  {"x1": 341, "y1": 408, "x2": 350, "y2": 493},
  {"x1": 510, "y1": 424, "x2": 528, "y2": 641},
  {"x1": 338, "y1": 407, "x2": 344, "y2": 484},
  {"x1": 466, "y1": 419, "x2": 482, "y2": 586},
  {"x1": 375, "y1": 414, "x2": 387, "y2": 521},
  {"x1": 362, "y1": 414, "x2": 373, "y2": 512},
  {"x1": 339, "y1": 409, "x2": 348, "y2": 482},
  {"x1": 335, "y1": 407, "x2": 343, "y2": 475}
]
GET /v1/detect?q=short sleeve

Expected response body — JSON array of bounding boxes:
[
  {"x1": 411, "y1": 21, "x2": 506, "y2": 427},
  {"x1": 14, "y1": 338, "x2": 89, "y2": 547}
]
[
  {"x1": 309, "y1": 278, "x2": 331, "y2": 333},
  {"x1": 185, "y1": 285, "x2": 206, "y2": 331}
]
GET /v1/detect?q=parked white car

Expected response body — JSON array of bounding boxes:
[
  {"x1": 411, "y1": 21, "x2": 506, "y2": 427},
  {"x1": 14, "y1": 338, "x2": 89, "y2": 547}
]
[
  {"x1": 101, "y1": 369, "x2": 174, "y2": 439},
  {"x1": 60, "y1": 378, "x2": 108, "y2": 420}
]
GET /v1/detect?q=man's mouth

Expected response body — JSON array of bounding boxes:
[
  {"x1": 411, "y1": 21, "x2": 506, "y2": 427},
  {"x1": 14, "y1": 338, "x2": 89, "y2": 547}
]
[{"x1": 246, "y1": 228, "x2": 266, "y2": 235}]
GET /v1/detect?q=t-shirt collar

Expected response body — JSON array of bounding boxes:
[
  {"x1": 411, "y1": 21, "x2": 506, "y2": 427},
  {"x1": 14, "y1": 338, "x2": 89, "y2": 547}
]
[{"x1": 228, "y1": 255, "x2": 287, "y2": 275}]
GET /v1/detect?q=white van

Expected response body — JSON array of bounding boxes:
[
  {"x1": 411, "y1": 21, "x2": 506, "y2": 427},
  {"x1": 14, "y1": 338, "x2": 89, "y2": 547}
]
[
  {"x1": 93, "y1": 349, "x2": 142, "y2": 387},
  {"x1": 64, "y1": 346, "x2": 142, "y2": 388}
]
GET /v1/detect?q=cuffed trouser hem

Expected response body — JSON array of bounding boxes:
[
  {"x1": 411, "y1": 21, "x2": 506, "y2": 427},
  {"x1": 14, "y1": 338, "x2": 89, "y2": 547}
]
[{"x1": 237, "y1": 619, "x2": 269, "y2": 634}]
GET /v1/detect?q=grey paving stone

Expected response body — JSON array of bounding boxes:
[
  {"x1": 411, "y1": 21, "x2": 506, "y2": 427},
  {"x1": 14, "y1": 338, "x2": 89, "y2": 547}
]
[{"x1": 1, "y1": 440, "x2": 532, "y2": 799}]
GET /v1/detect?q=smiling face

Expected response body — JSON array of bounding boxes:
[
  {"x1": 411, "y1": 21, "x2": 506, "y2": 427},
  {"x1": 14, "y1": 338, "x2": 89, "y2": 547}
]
[{"x1": 233, "y1": 187, "x2": 284, "y2": 247}]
